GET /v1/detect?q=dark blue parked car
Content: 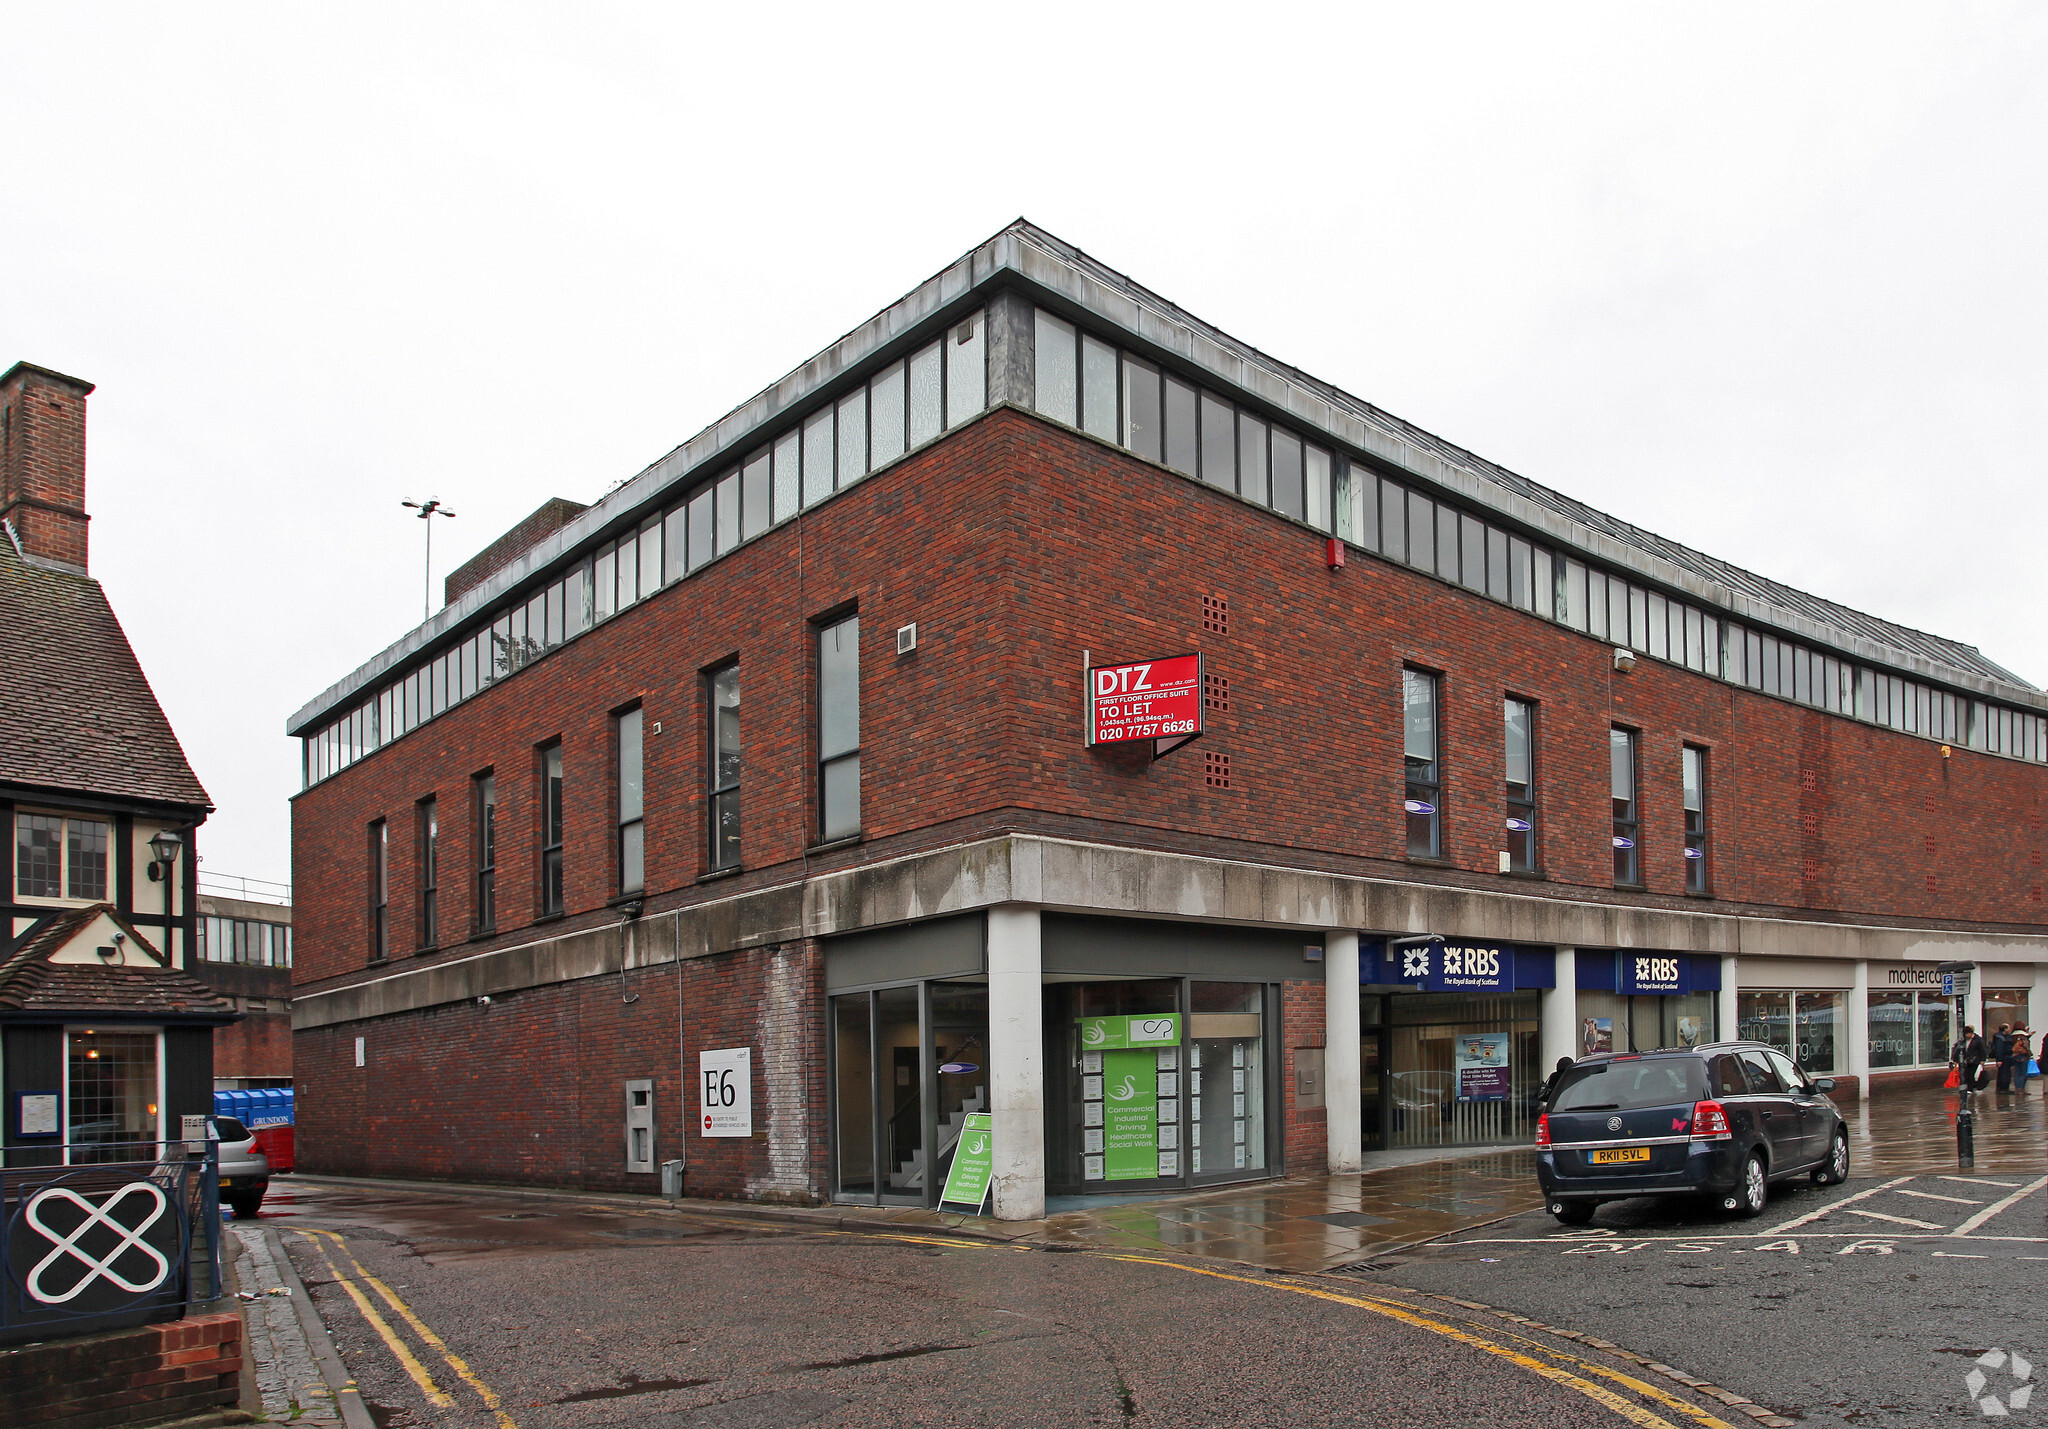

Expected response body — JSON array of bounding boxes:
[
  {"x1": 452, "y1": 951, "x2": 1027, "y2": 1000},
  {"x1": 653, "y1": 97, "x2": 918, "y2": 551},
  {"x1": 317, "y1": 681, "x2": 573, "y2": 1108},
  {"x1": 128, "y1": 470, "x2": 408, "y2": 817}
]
[{"x1": 1536, "y1": 1041, "x2": 1848, "y2": 1224}]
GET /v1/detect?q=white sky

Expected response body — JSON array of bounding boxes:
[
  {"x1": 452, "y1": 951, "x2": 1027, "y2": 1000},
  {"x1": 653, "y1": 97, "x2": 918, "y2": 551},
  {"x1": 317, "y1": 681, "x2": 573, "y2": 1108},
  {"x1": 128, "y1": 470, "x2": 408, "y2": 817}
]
[{"x1": 3, "y1": 4, "x2": 2042, "y2": 888}]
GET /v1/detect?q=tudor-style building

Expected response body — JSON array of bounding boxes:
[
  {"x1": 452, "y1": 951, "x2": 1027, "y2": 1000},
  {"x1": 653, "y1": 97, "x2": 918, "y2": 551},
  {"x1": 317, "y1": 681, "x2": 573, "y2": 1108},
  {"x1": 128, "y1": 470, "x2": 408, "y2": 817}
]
[
  {"x1": 287, "y1": 225, "x2": 2048, "y2": 1219},
  {"x1": 1, "y1": 360, "x2": 229, "y2": 1164}
]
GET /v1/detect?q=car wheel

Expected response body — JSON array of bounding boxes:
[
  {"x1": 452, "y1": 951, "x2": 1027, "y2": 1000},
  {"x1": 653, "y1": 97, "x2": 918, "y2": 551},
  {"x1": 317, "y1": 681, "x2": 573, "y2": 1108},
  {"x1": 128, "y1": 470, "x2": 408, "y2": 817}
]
[
  {"x1": 1549, "y1": 1200, "x2": 1595, "y2": 1226},
  {"x1": 1812, "y1": 1129, "x2": 1850, "y2": 1186},
  {"x1": 1729, "y1": 1152, "x2": 1768, "y2": 1218},
  {"x1": 226, "y1": 1193, "x2": 264, "y2": 1220}
]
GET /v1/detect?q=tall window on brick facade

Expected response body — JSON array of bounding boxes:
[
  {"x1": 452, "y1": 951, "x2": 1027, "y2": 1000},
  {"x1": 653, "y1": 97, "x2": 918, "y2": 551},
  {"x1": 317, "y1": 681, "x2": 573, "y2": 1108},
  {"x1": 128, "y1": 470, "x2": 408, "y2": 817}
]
[
  {"x1": 474, "y1": 773, "x2": 497, "y2": 933},
  {"x1": 417, "y1": 797, "x2": 438, "y2": 948},
  {"x1": 1683, "y1": 745, "x2": 1709, "y2": 893},
  {"x1": 617, "y1": 708, "x2": 644, "y2": 894},
  {"x1": 540, "y1": 743, "x2": 565, "y2": 915},
  {"x1": 1611, "y1": 728, "x2": 1640, "y2": 886},
  {"x1": 1403, "y1": 669, "x2": 1441, "y2": 858},
  {"x1": 1504, "y1": 698, "x2": 1536, "y2": 873},
  {"x1": 818, "y1": 615, "x2": 861, "y2": 841},
  {"x1": 709, "y1": 665, "x2": 741, "y2": 870},
  {"x1": 369, "y1": 820, "x2": 388, "y2": 961}
]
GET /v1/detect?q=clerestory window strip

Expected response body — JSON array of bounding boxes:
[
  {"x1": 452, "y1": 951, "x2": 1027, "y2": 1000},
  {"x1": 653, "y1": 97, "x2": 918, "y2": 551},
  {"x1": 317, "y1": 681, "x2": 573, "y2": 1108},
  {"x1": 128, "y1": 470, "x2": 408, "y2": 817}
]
[
  {"x1": 1024, "y1": 306, "x2": 2048, "y2": 772},
  {"x1": 300, "y1": 310, "x2": 988, "y2": 788}
]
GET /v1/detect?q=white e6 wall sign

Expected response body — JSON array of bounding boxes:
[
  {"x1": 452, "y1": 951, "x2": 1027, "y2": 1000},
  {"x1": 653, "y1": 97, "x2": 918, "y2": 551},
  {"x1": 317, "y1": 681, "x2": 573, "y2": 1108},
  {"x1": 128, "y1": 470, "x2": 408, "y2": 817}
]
[{"x1": 699, "y1": 1047, "x2": 752, "y2": 1137}]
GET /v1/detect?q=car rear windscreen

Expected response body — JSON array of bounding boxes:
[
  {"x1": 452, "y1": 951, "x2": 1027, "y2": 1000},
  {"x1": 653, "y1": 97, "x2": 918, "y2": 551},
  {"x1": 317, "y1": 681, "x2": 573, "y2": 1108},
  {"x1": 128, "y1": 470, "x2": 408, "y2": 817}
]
[
  {"x1": 1552, "y1": 1058, "x2": 1705, "y2": 1112},
  {"x1": 212, "y1": 1116, "x2": 250, "y2": 1140}
]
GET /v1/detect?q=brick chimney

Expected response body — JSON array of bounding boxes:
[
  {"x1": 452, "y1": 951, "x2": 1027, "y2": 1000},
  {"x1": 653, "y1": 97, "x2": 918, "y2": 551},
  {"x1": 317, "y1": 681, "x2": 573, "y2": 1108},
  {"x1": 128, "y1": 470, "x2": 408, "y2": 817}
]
[{"x1": 1, "y1": 361, "x2": 95, "y2": 571}]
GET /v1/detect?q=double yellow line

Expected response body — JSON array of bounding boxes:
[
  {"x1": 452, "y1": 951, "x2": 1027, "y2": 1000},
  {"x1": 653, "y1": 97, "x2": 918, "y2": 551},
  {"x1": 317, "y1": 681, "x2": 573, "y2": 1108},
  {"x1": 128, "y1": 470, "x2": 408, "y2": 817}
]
[
  {"x1": 296, "y1": 1228, "x2": 518, "y2": 1429},
  {"x1": 1109, "y1": 1257, "x2": 1736, "y2": 1429}
]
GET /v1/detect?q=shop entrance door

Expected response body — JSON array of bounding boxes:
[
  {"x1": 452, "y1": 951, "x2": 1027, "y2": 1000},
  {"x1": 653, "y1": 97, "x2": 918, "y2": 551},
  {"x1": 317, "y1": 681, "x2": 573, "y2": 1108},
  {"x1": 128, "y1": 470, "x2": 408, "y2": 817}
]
[
  {"x1": 829, "y1": 982, "x2": 988, "y2": 1207},
  {"x1": 1361, "y1": 1025, "x2": 1387, "y2": 1152}
]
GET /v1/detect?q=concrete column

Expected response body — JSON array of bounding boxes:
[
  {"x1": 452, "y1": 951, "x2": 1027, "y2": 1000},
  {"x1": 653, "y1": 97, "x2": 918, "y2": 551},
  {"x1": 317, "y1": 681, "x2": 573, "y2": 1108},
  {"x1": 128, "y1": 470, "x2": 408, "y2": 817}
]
[
  {"x1": 1847, "y1": 960, "x2": 1870, "y2": 1092},
  {"x1": 1324, "y1": 932, "x2": 1362, "y2": 1174},
  {"x1": 1967, "y1": 978, "x2": 1985, "y2": 1042},
  {"x1": 983, "y1": 291, "x2": 1036, "y2": 411},
  {"x1": 2030, "y1": 966, "x2": 2048, "y2": 1054},
  {"x1": 1541, "y1": 948, "x2": 1578, "y2": 1070},
  {"x1": 1719, "y1": 956, "x2": 1740, "y2": 1043},
  {"x1": 985, "y1": 905, "x2": 1045, "y2": 1221}
]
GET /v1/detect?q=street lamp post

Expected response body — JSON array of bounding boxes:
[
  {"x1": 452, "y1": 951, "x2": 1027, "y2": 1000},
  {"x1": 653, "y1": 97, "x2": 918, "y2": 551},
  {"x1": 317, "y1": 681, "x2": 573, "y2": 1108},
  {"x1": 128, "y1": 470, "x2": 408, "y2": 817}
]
[
  {"x1": 402, "y1": 499, "x2": 457, "y2": 621},
  {"x1": 148, "y1": 830, "x2": 183, "y2": 965}
]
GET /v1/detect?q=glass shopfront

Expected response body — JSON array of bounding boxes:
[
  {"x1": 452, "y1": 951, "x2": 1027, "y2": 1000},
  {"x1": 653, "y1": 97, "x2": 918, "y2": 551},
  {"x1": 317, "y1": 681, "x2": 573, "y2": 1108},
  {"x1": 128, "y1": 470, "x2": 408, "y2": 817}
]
[
  {"x1": 1738, "y1": 991, "x2": 1842, "y2": 1073},
  {"x1": 830, "y1": 981, "x2": 989, "y2": 1207},
  {"x1": 1575, "y1": 951, "x2": 1721, "y2": 1060},
  {"x1": 1362, "y1": 939, "x2": 1556, "y2": 1152},
  {"x1": 1046, "y1": 978, "x2": 1278, "y2": 1194},
  {"x1": 1868, "y1": 991, "x2": 1952, "y2": 1069}
]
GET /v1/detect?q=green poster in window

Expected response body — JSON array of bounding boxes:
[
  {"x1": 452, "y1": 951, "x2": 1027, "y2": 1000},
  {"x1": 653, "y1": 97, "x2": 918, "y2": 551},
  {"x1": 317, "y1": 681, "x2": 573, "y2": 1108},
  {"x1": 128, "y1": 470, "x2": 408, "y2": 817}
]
[
  {"x1": 939, "y1": 1112, "x2": 993, "y2": 1213},
  {"x1": 1102, "y1": 1048, "x2": 1159, "y2": 1180}
]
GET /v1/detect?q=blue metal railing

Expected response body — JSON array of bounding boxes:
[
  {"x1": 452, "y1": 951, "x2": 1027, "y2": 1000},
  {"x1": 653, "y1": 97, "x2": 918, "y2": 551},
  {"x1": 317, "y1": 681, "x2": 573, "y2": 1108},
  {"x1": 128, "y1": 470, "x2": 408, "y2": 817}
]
[{"x1": 0, "y1": 1140, "x2": 221, "y2": 1345}]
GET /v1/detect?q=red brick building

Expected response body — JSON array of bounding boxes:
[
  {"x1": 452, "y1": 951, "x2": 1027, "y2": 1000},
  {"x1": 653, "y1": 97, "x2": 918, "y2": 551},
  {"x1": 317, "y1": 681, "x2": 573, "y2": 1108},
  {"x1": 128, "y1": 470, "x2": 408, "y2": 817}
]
[{"x1": 287, "y1": 224, "x2": 2048, "y2": 1217}]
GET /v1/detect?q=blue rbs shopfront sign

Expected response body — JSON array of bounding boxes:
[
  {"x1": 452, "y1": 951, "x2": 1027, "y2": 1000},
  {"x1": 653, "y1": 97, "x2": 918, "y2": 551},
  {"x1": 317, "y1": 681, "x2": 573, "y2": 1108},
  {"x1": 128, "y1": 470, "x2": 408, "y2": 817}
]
[{"x1": 1376, "y1": 940, "x2": 1554, "y2": 993}]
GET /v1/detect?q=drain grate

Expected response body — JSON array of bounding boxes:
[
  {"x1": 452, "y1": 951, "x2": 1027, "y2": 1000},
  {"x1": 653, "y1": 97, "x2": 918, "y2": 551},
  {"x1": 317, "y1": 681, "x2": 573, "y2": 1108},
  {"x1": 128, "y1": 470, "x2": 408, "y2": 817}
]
[{"x1": 1332, "y1": 1259, "x2": 1401, "y2": 1274}]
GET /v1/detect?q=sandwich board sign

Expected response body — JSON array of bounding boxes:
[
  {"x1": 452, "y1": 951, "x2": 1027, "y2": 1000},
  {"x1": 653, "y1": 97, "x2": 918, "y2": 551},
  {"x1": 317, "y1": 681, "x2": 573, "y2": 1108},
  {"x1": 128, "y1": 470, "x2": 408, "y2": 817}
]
[{"x1": 939, "y1": 1113, "x2": 994, "y2": 1213}]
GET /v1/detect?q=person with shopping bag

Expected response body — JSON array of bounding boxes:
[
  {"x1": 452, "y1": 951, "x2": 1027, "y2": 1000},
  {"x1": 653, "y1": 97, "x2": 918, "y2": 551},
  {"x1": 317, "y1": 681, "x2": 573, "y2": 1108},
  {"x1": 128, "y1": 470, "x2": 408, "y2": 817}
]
[
  {"x1": 1950, "y1": 1026, "x2": 1987, "y2": 1091},
  {"x1": 2013, "y1": 1026, "x2": 2034, "y2": 1094}
]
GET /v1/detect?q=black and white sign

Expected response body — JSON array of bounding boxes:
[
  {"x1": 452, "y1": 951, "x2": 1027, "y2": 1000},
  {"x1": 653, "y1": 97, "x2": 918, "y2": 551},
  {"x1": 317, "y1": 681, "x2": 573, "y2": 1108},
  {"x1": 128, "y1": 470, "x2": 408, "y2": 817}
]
[{"x1": 699, "y1": 1047, "x2": 752, "y2": 1138}]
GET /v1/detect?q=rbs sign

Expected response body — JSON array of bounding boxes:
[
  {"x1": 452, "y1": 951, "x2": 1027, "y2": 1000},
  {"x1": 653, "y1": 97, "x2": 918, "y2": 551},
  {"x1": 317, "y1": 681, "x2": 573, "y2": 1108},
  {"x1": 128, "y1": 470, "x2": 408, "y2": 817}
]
[
  {"x1": 1623, "y1": 955, "x2": 1685, "y2": 995},
  {"x1": 1087, "y1": 653, "x2": 1203, "y2": 749}
]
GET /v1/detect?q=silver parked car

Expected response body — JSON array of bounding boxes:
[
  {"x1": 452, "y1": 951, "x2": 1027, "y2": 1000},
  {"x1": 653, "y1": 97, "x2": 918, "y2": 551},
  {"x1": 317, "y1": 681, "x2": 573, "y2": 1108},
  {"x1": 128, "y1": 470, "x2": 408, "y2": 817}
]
[{"x1": 211, "y1": 1115, "x2": 270, "y2": 1219}]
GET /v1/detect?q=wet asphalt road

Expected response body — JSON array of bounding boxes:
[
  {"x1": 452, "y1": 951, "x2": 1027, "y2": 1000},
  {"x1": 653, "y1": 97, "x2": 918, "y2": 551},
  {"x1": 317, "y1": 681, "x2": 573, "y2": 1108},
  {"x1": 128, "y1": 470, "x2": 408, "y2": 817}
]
[
  {"x1": 1380, "y1": 1165, "x2": 2048, "y2": 1428},
  {"x1": 259, "y1": 1180, "x2": 1747, "y2": 1429}
]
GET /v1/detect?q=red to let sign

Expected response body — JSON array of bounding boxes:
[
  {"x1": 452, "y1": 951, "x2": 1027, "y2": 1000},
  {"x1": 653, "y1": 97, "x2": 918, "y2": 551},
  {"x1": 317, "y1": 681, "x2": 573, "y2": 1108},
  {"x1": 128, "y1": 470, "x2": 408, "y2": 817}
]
[{"x1": 1087, "y1": 653, "x2": 1203, "y2": 756}]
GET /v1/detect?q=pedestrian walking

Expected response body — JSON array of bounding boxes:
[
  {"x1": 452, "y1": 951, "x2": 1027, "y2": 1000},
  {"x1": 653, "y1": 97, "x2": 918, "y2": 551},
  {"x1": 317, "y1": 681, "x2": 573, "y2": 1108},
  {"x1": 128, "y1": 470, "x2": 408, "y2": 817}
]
[
  {"x1": 1540, "y1": 1056, "x2": 1574, "y2": 1107},
  {"x1": 1992, "y1": 1023, "x2": 2015, "y2": 1093},
  {"x1": 1952, "y1": 1026, "x2": 1988, "y2": 1091},
  {"x1": 2012, "y1": 1026, "x2": 2034, "y2": 1094}
]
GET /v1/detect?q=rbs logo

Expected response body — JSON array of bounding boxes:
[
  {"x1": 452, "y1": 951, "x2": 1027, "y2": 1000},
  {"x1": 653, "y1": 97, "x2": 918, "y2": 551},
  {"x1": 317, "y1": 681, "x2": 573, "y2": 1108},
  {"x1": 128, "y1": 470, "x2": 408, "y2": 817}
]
[
  {"x1": 1635, "y1": 956, "x2": 1681, "y2": 988},
  {"x1": 1442, "y1": 946, "x2": 1501, "y2": 978}
]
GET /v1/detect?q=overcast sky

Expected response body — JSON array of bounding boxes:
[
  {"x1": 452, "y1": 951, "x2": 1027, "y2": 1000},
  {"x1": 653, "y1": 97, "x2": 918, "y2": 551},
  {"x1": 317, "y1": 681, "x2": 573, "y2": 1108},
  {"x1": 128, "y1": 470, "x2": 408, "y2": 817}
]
[{"x1": 3, "y1": 4, "x2": 2042, "y2": 888}]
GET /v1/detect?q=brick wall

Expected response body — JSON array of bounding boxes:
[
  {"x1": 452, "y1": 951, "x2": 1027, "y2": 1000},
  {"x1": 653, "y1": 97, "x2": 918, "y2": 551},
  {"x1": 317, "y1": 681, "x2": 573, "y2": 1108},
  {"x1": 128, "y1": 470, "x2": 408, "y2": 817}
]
[
  {"x1": 444, "y1": 496, "x2": 589, "y2": 607},
  {"x1": 294, "y1": 940, "x2": 826, "y2": 1200},
  {"x1": 1282, "y1": 978, "x2": 1327, "y2": 1174},
  {"x1": 0, "y1": 363, "x2": 93, "y2": 570},
  {"x1": 0, "y1": 1312, "x2": 240, "y2": 1428},
  {"x1": 293, "y1": 409, "x2": 2048, "y2": 999}
]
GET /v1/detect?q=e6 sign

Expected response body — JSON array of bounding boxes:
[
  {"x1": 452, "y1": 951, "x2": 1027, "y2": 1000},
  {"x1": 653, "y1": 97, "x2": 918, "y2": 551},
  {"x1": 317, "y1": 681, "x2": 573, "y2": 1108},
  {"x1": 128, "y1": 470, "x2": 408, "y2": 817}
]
[
  {"x1": 1088, "y1": 653, "x2": 1202, "y2": 748},
  {"x1": 699, "y1": 1047, "x2": 752, "y2": 1137}
]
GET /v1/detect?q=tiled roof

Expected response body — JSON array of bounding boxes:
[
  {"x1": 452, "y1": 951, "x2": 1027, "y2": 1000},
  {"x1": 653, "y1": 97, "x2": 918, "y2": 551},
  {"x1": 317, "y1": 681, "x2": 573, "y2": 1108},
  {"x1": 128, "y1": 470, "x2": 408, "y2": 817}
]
[
  {"x1": 0, "y1": 550, "x2": 212, "y2": 809},
  {"x1": 0, "y1": 904, "x2": 235, "y2": 1019}
]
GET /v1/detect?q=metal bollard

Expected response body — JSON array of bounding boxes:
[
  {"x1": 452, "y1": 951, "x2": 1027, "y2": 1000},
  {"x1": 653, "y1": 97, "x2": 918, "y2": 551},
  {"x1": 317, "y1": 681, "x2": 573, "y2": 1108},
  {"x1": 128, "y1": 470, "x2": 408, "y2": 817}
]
[{"x1": 1958, "y1": 1084, "x2": 1975, "y2": 1169}]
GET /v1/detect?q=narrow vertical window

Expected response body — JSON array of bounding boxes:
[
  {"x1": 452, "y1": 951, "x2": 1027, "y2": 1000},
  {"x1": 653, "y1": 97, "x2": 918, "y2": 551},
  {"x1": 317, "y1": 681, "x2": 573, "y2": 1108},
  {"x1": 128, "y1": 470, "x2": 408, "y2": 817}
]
[
  {"x1": 818, "y1": 616, "x2": 861, "y2": 841},
  {"x1": 474, "y1": 773, "x2": 497, "y2": 933},
  {"x1": 1683, "y1": 745, "x2": 1709, "y2": 893},
  {"x1": 540, "y1": 744, "x2": 565, "y2": 916},
  {"x1": 617, "y1": 708, "x2": 644, "y2": 894},
  {"x1": 417, "y1": 798, "x2": 438, "y2": 948},
  {"x1": 369, "y1": 820, "x2": 388, "y2": 961},
  {"x1": 16, "y1": 813, "x2": 60, "y2": 897},
  {"x1": 709, "y1": 665, "x2": 741, "y2": 870},
  {"x1": 1403, "y1": 669, "x2": 1441, "y2": 858},
  {"x1": 67, "y1": 818, "x2": 108, "y2": 900},
  {"x1": 1504, "y1": 699, "x2": 1536, "y2": 873},
  {"x1": 1611, "y1": 729, "x2": 1640, "y2": 885},
  {"x1": 1034, "y1": 309, "x2": 1078, "y2": 426}
]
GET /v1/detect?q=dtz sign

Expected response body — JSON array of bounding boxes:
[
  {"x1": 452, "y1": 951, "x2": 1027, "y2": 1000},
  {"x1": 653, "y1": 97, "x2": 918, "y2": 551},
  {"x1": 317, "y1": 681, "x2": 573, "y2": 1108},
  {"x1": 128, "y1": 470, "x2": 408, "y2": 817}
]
[{"x1": 1087, "y1": 654, "x2": 1202, "y2": 748}]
